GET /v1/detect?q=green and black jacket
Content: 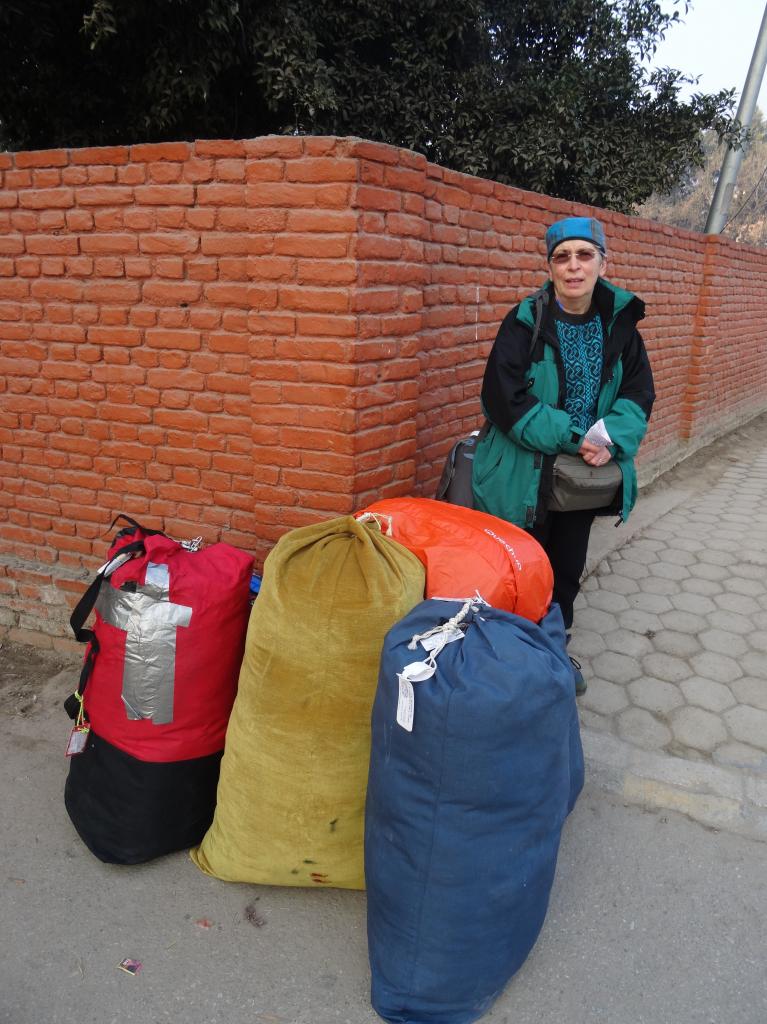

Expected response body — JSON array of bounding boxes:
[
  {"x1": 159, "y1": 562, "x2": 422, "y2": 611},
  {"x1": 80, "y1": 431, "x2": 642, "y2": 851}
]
[{"x1": 472, "y1": 278, "x2": 655, "y2": 528}]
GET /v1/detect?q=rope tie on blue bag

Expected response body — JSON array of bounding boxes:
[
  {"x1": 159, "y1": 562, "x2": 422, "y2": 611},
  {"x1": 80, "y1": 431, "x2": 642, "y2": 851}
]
[
  {"x1": 407, "y1": 594, "x2": 484, "y2": 651},
  {"x1": 397, "y1": 596, "x2": 486, "y2": 733}
]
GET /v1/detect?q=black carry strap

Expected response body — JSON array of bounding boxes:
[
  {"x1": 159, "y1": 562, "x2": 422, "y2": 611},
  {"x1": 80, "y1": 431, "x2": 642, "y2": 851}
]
[
  {"x1": 64, "y1": 514, "x2": 166, "y2": 720},
  {"x1": 68, "y1": 538, "x2": 146, "y2": 644},
  {"x1": 528, "y1": 287, "x2": 549, "y2": 361},
  {"x1": 477, "y1": 291, "x2": 547, "y2": 447},
  {"x1": 109, "y1": 513, "x2": 166, "y2": 543},
  {"x1": 64, "y1": 644, "x2": 99, "y2": 720},
  {"x1": 69, "y1": 509, "x2": 168, "y2": 644}
]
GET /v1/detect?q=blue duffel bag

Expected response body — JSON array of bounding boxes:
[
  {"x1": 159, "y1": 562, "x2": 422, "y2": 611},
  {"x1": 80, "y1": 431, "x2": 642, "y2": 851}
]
[{"x1": 365, "y1": 597, "x2": 583, "y2": 1024}]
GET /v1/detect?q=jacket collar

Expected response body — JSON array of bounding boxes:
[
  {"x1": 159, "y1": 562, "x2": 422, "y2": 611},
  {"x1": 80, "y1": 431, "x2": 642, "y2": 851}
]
[{"x1": 517, "y1": 278, "x2": 645, "y2": 334}]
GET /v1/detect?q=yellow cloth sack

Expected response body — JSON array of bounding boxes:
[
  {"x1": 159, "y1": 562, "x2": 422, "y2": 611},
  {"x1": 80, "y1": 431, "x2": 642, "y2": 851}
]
[{"x1": 191, "y1": 515, "x2": 425, "y2": 890}]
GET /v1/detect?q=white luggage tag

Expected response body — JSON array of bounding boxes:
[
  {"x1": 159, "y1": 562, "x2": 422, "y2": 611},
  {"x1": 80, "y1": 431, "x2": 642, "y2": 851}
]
[
  {"x1": 65, "y1": 691, "x2": 90, "y2": 757},
  {"x1": 396, "y1": 660, "x2": 436, "y2": 733},
  {"x1": 396, "y1": 598, "x2": 483, "y2": 732}
]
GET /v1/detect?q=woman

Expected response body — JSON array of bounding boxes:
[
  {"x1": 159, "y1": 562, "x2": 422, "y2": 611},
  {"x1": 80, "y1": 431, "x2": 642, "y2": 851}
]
[{"x1": 472, "y1": 216, "x2": 655, "y2": 693}]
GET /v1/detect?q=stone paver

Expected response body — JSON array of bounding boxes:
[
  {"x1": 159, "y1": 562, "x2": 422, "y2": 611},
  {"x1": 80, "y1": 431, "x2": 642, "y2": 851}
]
[
  {"x1": 699, "y1": 629, "x2": 748, "y2": 657},
  {"x1": 585, "y1": 590, "x2": 630, "y2": 614},
  {"x1": 679, "y1": 678, "x2": 736, "y2": 713},
  {"x1": 568, "y1": 627, "x2": 606, "y2": 657},
  {"x1": 670, "y1": 592, "x2": 717, "y2": 615},
  {"x1": 681, "y1": 577, "x2": 724, "y2": 596},
  {"x1": 664, "y1": 548, "x2": 697, "y2": 567},
  {"x1": 714, "y1": 742, "x2": 767, "y2": 771},
  {"x1": 617, "y1": 707, "x2": 672, "y2": 749},
  {"x1": 618, "y1": 609, "x2": 663, "y2": 634},
  {"x1": 707, "y1": 610, "x2": 753, "y2": 634},
  {"x1": 599, "y1": 573, "x2": 641, "y2": 595},
  {"x1": 689, "y1": 563, "x2": 728, "y2": 582},
  {"x1": 650, "y1": 562, "x2": 691, "y2": 582},
  {"x1": 670, "y1": 706, "x2": 728, "y2": 752},
  {"x1": 732, "y1": 562, "x2": 767, "y2": 581},
  {"x1": 592, "y1": 651, "x2": 642, "y2": 684},
  {"x1": 603, "y1": 628, "x2": 653, "y2": 659},
  {"x1": 641, "y1": 576, "x2": 681, "y2": 596},
  {"x1": 741, "y1": 652, "x2": 767, "y2": 680},
  {"x1": 641, "y1": 651, "x2": 690, "y2": 683},
  {"x1": 724, "y1": 706, "x2": 767, "y2": 752},
  {"x1": 627, "y1": 592, "x2": 674, "y2": 615},
  {"x1": 690, "y1": 650, "x2": 742, "y2": 683},
  {"x1": 714, "y1": 592, "x2": 760, "y2": 615},
  {"x1": 724, "y1": 577, "x2": 763, "y2": 597},
  {"x1": 612, "y1": 559, "x2": 650, "y2": 580},
  {"x1": 627, "y1": 677, "x2": 685, "y2": 715},
  {"x1": 698, "y1": 548, "x2": 734, "y2": 567},
  {"x1": 571, "y1": 438, "x2": 767, "y2": 840},
  {"x1": 652, "y1": 630, "x2": 700, "y2": 659},
  {"x1": 731, "y1": 678, "x2": 767, "y2": 711},
  {"x1": 576, "y1": 607, "x2": 620, "y2": 634},
  {"x1": 661, "y1": 609, "x2": 707, "y2": 634},
  {"x1": 581, "y1": 677, "x2": 630, "y2": 716},
  {"x1": 747, "y1": 630, "x2": 767, "y2": 653}
]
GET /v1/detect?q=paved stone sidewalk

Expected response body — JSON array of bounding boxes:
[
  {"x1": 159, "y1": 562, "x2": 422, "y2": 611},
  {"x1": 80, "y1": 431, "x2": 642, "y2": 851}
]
[{"x1": 571, "y1": 446, "x2": 767, "y2": 840}]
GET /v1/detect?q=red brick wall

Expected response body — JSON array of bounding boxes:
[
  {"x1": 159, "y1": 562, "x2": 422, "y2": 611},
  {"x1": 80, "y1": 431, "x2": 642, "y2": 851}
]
[{"x1": 2, "y1": 135, "x2": 767, "y2": 648}]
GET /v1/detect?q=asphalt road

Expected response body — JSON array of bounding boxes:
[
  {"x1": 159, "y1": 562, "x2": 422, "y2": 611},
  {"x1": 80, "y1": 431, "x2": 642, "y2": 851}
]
[{"x1": 2, "y1": 670, "x2": 766, "y2": 1024}]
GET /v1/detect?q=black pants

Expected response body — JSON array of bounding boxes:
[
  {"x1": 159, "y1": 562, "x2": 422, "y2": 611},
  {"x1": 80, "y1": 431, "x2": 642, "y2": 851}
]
[{"x1": 530, "y1": 510, "x2": 596, "y2": 630}]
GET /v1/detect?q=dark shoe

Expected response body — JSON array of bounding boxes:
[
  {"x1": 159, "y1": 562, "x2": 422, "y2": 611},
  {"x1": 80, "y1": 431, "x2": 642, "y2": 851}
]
[{"x1": 570, "y1": 656, "x2": 587, "y2": 696}]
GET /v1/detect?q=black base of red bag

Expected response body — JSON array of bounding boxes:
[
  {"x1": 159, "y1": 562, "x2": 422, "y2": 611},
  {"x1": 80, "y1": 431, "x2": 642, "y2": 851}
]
[{"x1": 65, "y1": 731, "x2": 223, "y2": 865}]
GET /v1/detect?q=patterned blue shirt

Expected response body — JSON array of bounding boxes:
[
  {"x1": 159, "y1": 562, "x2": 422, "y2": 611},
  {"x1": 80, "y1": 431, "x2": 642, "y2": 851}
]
[{"x1": 554, "y1": 307, "x2": 604, "y2": 433}]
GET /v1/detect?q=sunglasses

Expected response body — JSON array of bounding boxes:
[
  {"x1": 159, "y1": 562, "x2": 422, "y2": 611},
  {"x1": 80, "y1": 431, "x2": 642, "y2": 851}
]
[{"x1": 549, "y1": 248, "x2": 601, "y2": 266}]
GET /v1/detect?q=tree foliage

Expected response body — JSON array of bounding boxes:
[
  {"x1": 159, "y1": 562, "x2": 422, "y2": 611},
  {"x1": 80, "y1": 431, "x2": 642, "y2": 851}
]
[
  {"x1": 0, "y1": 0, "x2": 742, "y2": 211},
  {"x1": 639, "y1": 111, "x2": 767, "y2": 246}
]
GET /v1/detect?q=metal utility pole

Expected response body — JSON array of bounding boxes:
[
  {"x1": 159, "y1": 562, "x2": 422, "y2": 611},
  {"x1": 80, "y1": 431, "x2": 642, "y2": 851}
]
[{"x1": 705, "y1": 1, "x2": 767, "y2": 234}]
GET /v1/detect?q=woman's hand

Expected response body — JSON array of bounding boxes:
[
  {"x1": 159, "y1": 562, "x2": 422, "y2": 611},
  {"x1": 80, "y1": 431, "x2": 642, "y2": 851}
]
[{"x1": 579, "y1": 439, "x2": 613, "y2": 467}]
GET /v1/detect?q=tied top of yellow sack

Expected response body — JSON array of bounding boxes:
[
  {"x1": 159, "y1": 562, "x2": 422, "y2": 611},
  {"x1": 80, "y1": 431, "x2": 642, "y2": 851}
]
[{"x1": 192, "y1": 515, "x2": 425, "y2": 890}]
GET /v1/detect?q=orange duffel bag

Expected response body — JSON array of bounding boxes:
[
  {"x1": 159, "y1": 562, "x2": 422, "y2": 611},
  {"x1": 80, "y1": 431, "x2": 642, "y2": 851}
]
[{"x1": 356, "y1": 497, "x2": 552, "y2": 622}]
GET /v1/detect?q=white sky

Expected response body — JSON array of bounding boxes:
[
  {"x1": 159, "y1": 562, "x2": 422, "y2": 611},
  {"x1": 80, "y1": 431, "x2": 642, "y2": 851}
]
[{"x1": 649, "y1": 0, "x2": 767, "y2": 114}]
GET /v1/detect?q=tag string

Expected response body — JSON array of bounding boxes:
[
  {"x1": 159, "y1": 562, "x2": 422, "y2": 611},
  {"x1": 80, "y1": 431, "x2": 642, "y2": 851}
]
[
  {"x1": 72, "y1": 691, "x2": 86, "y2": 728},
  {"x1": 407, "y1": 595, "x2": 483, "y2": 651},
  {"x1": 355, "y1": 511, "x2": 393, "y2": 536}
]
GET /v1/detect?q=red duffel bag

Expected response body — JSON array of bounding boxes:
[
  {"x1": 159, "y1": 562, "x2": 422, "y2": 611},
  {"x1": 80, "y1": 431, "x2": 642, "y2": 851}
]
[
  {"x1": 63, "y1": 515, "x2": 253, "y2": 864},
  {"x1": 356, "y1": 497, "x2": 552, "y2": 622}
]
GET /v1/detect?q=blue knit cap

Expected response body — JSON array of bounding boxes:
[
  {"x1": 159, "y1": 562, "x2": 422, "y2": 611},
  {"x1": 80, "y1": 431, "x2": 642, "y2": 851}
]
[{"x1": 545, "y1": 217, "x2": 606, "y2": 258}]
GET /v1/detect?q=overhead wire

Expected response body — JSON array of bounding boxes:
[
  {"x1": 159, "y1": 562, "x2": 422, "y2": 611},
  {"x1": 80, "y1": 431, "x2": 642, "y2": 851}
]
[{"x1": 722, "y1": 158, "x2": 767, "y2": 230}]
